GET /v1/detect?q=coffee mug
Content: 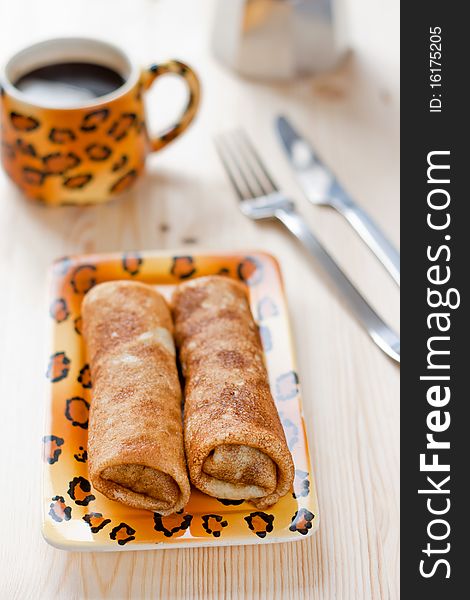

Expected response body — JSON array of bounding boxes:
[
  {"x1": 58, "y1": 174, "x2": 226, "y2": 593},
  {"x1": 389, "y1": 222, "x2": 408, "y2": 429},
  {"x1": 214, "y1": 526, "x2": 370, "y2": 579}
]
[{"x1": 0, "y1": 38, "x2": 200, "y2": 205}]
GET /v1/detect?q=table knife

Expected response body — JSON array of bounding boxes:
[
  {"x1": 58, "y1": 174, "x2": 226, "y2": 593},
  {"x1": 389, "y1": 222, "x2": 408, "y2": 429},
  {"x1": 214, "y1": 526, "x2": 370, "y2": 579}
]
[{"x1": 276, "y1": 116, "x2": 400, "y2": 286}]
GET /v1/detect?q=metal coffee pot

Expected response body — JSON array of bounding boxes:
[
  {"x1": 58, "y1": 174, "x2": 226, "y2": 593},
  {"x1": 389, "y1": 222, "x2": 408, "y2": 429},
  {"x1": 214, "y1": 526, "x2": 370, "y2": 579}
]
[{"x1": 212, "y1": 0, "x2": 348, "y2": 79}]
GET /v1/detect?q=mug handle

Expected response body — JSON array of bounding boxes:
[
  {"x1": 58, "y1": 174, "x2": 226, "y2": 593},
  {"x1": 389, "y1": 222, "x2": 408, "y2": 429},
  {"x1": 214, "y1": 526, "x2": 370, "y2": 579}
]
[{"x1": 142, "y1": 60, "x2": 201, "y2": 152}]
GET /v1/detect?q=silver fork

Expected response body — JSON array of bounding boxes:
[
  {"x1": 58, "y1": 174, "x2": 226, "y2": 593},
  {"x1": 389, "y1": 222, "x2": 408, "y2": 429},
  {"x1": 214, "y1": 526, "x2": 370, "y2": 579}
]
[{"x1": 215, "y1": 130, "x2": 400, "y2": 363}]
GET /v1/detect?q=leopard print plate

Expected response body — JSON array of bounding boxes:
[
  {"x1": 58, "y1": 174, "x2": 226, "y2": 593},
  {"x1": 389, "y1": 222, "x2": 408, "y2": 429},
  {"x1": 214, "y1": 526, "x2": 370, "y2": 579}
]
[{"x1": 42, "y1": 251, "x2": 319, "y2": 550}]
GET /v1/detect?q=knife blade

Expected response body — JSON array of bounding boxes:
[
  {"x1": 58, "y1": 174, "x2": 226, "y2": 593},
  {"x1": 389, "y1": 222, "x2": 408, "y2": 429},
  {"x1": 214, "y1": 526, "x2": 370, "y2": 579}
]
[{"x1": 276, "y1": 115, "x2": 400, "y2": 286}]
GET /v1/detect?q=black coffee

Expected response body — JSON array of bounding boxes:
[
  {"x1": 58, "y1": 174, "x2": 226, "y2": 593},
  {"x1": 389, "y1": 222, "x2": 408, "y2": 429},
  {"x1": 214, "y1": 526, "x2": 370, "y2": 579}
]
[{"x1": 14, "y1": 62, "x2": 125, "y2": 107}]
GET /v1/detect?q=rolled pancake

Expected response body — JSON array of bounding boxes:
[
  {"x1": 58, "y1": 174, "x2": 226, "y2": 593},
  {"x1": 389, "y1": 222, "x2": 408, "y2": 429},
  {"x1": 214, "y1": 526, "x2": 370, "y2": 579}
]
[
  {"x1": 172, "y1": 276, "x2": 294, "y2": 509},
  {"x1": 82, "y1": 281, "x2": 190, "y2": 515}
]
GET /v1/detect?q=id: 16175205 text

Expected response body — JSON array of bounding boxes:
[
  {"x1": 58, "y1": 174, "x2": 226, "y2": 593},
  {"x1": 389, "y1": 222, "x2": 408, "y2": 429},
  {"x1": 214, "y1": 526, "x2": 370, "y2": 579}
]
[{"x1": 429, "y1": 26, "x2": 442, "y2": 113}]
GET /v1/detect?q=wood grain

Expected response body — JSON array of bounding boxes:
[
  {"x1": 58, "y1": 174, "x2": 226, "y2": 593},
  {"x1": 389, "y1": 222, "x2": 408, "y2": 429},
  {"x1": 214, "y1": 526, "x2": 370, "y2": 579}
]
[{"x1": 0, "y1": 0, "x2": 399, "y2": 598}]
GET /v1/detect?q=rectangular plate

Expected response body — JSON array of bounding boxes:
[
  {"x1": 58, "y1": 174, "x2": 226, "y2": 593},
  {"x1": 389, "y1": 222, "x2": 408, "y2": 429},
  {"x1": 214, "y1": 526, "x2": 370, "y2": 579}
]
[{"x1": 42, "y1": 250, "x2": 319, "y2": 551}]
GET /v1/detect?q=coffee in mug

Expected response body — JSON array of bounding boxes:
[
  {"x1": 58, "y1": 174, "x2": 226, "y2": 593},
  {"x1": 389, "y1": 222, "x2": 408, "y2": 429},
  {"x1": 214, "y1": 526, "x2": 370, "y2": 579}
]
[{"x1": 14, "y1": 62, "x2": 126, "y2": 107}]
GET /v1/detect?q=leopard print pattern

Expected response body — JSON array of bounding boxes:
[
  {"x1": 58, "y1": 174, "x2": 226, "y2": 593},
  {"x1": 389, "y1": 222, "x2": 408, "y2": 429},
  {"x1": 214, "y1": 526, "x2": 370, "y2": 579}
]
[{"x1": 1, "y1": 88, "x2": 145, "y2": 205}]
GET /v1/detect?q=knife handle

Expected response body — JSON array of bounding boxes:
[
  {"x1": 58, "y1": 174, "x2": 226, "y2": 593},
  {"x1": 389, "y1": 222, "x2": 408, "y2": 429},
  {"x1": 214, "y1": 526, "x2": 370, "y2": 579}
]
[
  {"x1": 331, "y1": 197, "x2": 400, "y2": 286},
  {"x1": 275, "y1": 205, "x2": 400, "y2": 363}
]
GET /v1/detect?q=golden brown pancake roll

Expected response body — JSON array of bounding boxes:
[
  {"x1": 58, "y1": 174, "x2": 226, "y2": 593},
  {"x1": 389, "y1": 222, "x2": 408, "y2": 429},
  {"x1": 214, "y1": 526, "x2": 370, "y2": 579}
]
[
  {"x1": 172, "y1": 276, "x2": 294, "y2": 509},
  {"x1": 82, "y1": 281, "x2": 190, "y2": 515}
]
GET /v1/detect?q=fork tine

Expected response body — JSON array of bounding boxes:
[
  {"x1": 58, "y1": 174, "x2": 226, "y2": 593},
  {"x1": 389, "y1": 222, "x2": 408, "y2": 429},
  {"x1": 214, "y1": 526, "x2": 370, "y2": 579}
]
[
  {"x1": 232, "y1": 130, "x2": 272, "y2": 197},
  {"x1": 214, "y1": 136, "x2": 250, "y2": 201},
  {"x1": 237, "y1": 129, "x2": 279, "y2": 192},
  {"x1": 215, "y1": 133, "x2": 259, "y2": 199}
]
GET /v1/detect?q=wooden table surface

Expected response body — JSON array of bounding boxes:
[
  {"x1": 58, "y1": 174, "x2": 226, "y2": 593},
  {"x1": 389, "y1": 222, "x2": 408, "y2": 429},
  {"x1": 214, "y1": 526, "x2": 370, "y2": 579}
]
[{"x1": 0, "y1": 1, "x2": 399, "y2": 598}]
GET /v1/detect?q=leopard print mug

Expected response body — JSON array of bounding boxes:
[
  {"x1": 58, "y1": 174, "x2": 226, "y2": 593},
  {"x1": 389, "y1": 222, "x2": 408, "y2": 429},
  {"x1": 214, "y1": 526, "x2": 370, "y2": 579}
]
[{"x1": 0, "y1": 38, "x2": 200, "y2": 205}]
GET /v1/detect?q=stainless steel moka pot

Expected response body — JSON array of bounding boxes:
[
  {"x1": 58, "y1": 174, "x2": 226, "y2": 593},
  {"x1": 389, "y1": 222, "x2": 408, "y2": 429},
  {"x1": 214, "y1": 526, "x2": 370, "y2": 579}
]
[{"x1": 212, "y1": 0, "x2": 348, "y2": 79}]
